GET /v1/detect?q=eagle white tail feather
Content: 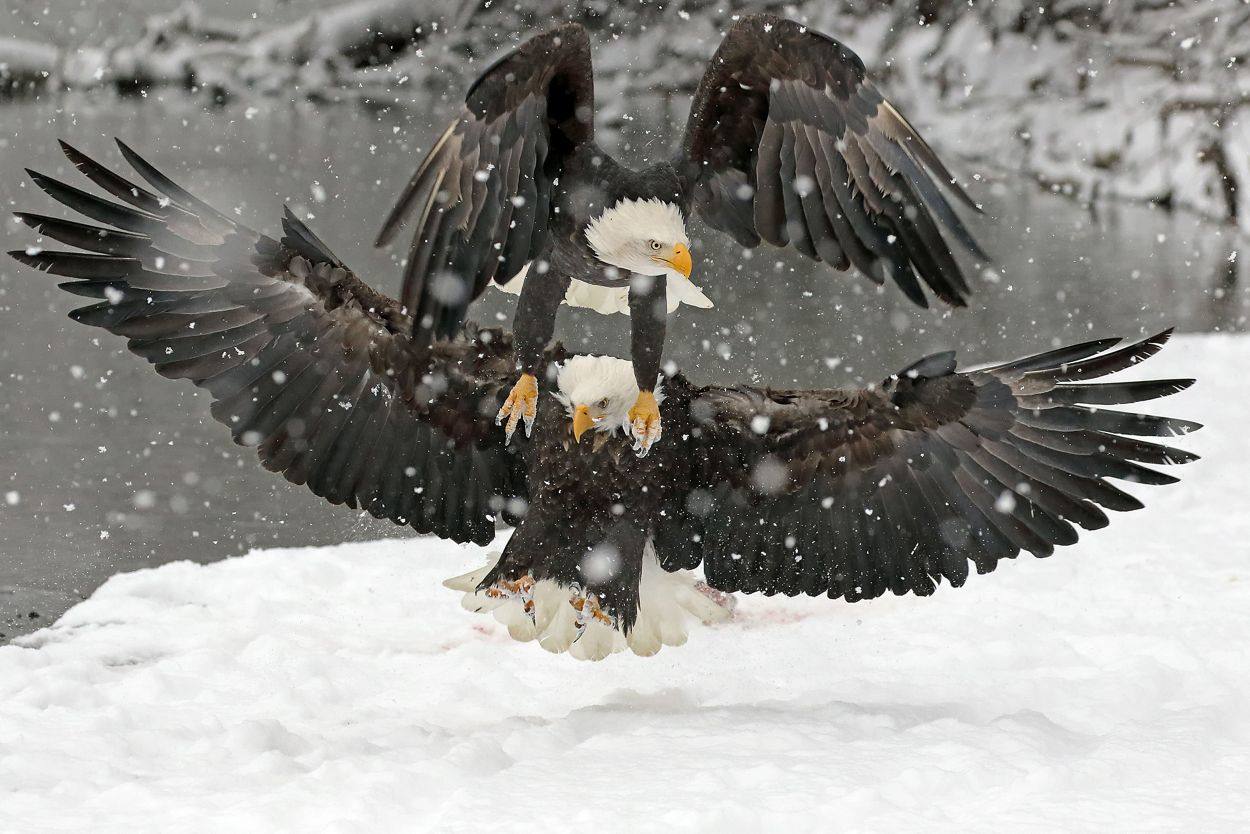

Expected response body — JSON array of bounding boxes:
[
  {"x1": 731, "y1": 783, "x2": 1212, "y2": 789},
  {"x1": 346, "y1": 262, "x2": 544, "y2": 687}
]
[{"x1": 443, "y1": 543, "x2": 734, "y2": 660}]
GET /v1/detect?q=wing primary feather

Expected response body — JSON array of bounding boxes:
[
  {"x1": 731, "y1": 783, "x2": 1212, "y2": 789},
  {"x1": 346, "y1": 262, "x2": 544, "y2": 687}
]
[
  {"x1": 15, "y1": 212, "x2": 158, "y2": 257},
  {"x1": 1009, "y1": 433, "x2": 1177, "y2": 486},
  {"x1": 792, "y1": 128, "x2": 847, "y2": 268},
  {"x1": 753, "y1": 120, "x2": 788, "y2": 247},
  {"x1": 1024, "y1": 329, "x2": 1174, "y2": 382},
  {"x1": 868, "y1": 131, "x2": 987, "y2": 260},
  {"x1": 777, "y1": 125, "x2": 818, "y2": 260},
  {"x1": 1016, "y1": 379, "x2": 1193, "y2": 408},
  {"x1": 875, "y1": 99, "x2": 982, "y2": 214},
  {"x1": 26, "y1": 169, "x2": 165, "y2": 234},
  {"x1": 114, "y1": 139, "x2": 237, "y2": 236},
  {"x1": 60, "y1": 140, "x2": 182, "y2": 219},
  {"x1": 983, "y1": 336, "x2": 1123, "y2": 374},
  {"x1": 375, "y1": 122, "x2": 457, "y2": 247}
]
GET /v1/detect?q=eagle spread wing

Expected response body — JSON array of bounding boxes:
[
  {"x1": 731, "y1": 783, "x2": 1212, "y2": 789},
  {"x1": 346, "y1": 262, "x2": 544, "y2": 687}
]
[
  {"x1": 13, "y1": 140, "x2": 526, "y2": 545},
  {"x1": 665, "y1": 331, "x2": 1198, "y2": 599},
  {"x1": 680, "y1": 13, "x2": 985, "y2": 307},
  {"x1": 375, "y1": 23, "x2": 595, "y2": 343}
]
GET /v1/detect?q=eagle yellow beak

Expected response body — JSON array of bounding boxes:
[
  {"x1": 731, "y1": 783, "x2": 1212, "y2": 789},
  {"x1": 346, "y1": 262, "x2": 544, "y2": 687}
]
[
  {"x1": 572, "y1": 404, "x2": 594, "y2": 441},
  {"x1": 657, "y1": 243, "x2": 692, "y2": 278}
]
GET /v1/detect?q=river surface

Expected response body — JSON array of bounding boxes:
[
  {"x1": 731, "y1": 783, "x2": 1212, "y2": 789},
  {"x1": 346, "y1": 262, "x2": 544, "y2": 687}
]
[{"x1": 0, "y1": 92, "x2": 1244, "y2": 638}]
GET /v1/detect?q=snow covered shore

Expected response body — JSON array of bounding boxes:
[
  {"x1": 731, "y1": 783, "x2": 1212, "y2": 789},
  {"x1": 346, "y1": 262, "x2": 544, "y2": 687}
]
[
  {"x1": 0, "y1": 38, "x2": 58, "y2": 90},
  {"x1": 0, "y1": 334, "x2": 1246, "y2": 831},
  {"x1": 5, "y1": 1, "x2": 1250, "y2": 229}
]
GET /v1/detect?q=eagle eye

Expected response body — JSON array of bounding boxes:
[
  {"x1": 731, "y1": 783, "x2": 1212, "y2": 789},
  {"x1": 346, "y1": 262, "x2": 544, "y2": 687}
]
[
  {"x1": 597, "y1": 397, "x2": 609, "y2": 409},
  {"x1": 649, "y1": 240, "x2": 662, "y2": 251}
]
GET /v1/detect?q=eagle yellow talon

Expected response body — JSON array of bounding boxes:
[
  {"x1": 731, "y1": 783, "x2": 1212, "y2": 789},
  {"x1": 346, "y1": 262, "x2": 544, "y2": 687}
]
[
  {"x1": 483, "y1": 574, "x2": 536, "y2": 621},
  {"x1": 627, "y1": 390, "x2": 662, "y2": 457},
  {"x1": 484, "y1": 574, "x2": 534, "y2": 600},
  {"x1": 497, "y1": 373, "x2": 539, "y2": 444},
  {"x1": 570, "y1": 589, "x2": 617, "y2": 639}
]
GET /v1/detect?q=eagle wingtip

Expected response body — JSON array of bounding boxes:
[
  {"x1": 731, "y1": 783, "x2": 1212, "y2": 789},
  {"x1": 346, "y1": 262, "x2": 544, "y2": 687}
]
[
  {"x1": 373, "y1": 215, "x2": 402, "y2": 248},
  {"x1": 113, "y1": 137, "x2": 148, "y2": 171},
  {"x1": 374, "y1": 228, "x2": 397, "y2": 248},
  {"x1": 57, "y1": 139, "x2": 94, "y2": 169}
]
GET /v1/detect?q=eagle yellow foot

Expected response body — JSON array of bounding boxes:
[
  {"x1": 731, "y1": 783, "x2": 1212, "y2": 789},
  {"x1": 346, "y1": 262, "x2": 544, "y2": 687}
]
[
  {"x1": 556, "y1": 586, "x2": 620, "y2": 661},
  {"x1": 482, "y1": 574, "x2": 536, "y2": 621},
  {"x1": 570, "y1": 589, "x2": 617, "y2": 634},
  {"x1": 627, "y1": 390, "x2": 662, "y2": 457},
  {"x1": 496, "y1": 373, "x2": 538, "y2": 444}
]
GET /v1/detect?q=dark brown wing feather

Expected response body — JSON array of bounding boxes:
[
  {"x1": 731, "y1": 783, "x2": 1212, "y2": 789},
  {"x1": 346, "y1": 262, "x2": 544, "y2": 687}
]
[
  {"x1": 12, "y1": 140, "x2": 528, "y2": 544},
  {"x1": 666, "y1": 331, "x2": 1197, "y2": 599},
  {"x1": 375, "y1": 23, "x2": 595, "y2": 344},
  {"x1": 680, "y1": 13, "x2": 984, "y2": 308}
]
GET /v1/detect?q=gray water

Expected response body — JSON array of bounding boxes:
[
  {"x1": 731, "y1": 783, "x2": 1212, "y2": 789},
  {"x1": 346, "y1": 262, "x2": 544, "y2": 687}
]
[{"x1": 0, "y1": 92, "x2": 1244, "y2": 639}]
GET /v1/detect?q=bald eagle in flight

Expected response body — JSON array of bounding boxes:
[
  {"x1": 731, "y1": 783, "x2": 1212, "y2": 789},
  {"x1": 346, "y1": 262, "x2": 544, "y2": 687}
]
[
  {"x1": 11, "y1": 141, "x2": 1198, "y2": 660},
  {"x1": 375, "y1": 14, "x2": 986, "y2": 455}
]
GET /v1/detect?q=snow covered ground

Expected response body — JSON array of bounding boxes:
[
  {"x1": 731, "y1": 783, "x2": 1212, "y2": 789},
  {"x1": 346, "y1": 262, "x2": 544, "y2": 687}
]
[{"x1": 1, "y1": 334, "x2": 1247, "y2": 832}]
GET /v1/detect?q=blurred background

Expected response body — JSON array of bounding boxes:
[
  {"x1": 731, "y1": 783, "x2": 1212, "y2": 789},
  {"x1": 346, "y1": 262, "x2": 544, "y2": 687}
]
[{"x1": 1, "y1": 0, "x2": 1246, "y2": 638}]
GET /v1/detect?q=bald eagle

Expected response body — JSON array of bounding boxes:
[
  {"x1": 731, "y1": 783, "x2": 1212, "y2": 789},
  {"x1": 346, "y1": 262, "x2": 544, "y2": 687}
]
[
  {"x1": 375, "y1": 14, "x2": 986, "y2": 455},
  {"x1": 11, "y1": 141, "x2": 1198, "y2": 660}
]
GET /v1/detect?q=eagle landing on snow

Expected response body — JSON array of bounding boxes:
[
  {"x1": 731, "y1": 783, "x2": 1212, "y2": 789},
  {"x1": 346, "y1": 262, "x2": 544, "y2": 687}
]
[
  {"x1": 374, "y1": 15, "x2": 987, "y2": 455},
  {"x1": 11, "y1": 141, "x2": 1198, "y2": 660}
]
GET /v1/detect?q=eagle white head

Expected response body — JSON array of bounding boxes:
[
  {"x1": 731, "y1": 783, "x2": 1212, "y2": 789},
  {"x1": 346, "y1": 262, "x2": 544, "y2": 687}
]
[
  {"x1": 497, "y1": 197, "x2": 711, "y2": 316},
  {"x1": 585, "y1": 198, "x2": 692, "y2": 280},
  {"x1": 554, "y1": 355, "x2": 665, "y2": 441}
]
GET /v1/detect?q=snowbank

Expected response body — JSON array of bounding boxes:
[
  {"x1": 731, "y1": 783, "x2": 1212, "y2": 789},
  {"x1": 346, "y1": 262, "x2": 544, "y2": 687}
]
[
  {"x1": 7, "y1": 1, "x2": 1250, "y2": 227},
  {"x1": 0, "y1": 334, "x2": 1245, "y2": 831}
]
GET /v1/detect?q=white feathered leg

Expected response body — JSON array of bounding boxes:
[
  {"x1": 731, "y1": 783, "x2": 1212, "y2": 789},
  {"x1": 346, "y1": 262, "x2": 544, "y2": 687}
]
[{"x1": 445, "y1": 541, "x2": 735, "y2": 660}]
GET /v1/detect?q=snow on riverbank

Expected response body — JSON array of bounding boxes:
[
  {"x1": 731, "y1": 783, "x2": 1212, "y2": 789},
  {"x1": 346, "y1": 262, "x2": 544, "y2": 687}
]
[
  {"x1": 0, "y1": 38, "x2": 58, "y2": 89},
  {"x1": 6, "y1": 1, "x2": 1250, "y2": 229},
  {"x1": 1, "y1": 334, "x2": 1247, "y2": 832}
]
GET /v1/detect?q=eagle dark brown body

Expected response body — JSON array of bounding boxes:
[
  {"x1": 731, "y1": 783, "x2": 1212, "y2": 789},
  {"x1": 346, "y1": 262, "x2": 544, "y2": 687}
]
[{"x1": 483, "y1": 384, "x2": 697, "y2": 632}]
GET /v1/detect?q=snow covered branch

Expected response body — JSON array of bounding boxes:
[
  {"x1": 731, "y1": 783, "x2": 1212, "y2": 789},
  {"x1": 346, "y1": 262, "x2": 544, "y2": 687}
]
[
  {"x1": 891, "y1": 0, "x2": 1250, "y2": 231},
  {"x1": 10, "y1": 0, "x2": 463, "y2": 101}
]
